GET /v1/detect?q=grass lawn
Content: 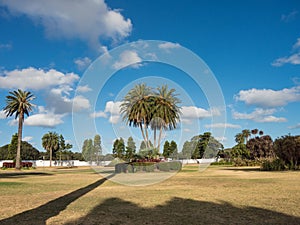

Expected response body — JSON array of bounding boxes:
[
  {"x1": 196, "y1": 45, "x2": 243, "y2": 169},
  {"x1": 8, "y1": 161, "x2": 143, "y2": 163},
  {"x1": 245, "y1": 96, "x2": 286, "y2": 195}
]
[{"x1": 0, "y1": 165, "x2": 299, "y2": 225}]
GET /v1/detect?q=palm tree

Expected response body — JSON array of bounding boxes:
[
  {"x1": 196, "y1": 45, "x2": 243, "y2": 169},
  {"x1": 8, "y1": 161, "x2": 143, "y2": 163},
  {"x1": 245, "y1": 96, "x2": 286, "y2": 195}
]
[
  {"x1": 251, "y1": 129, "x2": 258, "y2": 137},
  {"x1": 152, "y1": 85, "x2": 181, "y2": 150},
  {"x1": 235, "y1": 132, "x2": 245, "y2": 144},
  {"x1": 42, "y1": 132, "x2": 59, "y2": 167},
  {"x1": 3, "y1": 89, "x2": 35, "y2": 169},
  {"x1": 120, "y1": 83, "x2": 152, "y2": 148},
  {"x1": 242, "y1": 129, "x2": 251, "y2": 143}
]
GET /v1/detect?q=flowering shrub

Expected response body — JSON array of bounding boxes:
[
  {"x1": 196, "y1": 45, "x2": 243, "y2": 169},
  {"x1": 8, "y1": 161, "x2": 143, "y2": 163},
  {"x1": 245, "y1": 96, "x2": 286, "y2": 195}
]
[{"x1": 2, "y1": 162, "x2": 33, "y2": 168}]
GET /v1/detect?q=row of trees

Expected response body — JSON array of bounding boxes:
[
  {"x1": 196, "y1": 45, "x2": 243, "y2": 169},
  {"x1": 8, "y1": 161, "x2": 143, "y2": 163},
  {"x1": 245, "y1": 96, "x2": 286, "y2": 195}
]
[
  {"x1": 219, "y1": 129, "x2": 300, "y2": 170},
  {"x1": 81, "y1": 134, "x2": 102, "y2": 163}
]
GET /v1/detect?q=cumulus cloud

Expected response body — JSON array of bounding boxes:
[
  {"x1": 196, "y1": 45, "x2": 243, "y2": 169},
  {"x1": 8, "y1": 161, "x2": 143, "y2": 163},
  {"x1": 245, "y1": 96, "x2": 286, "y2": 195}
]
[
  {"x1": 0, "y1": 43, "x2": 12, "y2": 49},
  {"x1": 74, "y1": 57, "x2": 92, "y2": 70},
  {"x1": 205, "y1": 123, "x2": 241, "y2": 129},
  {"x1": 112, "y1": 50, "x2": 142, "y2": 69},
  {"x1": 272, "y1": 38, "x2": 300, "y2": 66},
  {"x1": 232, "y1": 108, "x2": 287, "y2": 123},
  {"x1": 235, "y1": 86, "x2": 300, "y2": 108},
  {"x1": 91, "y1": 101, "x2": 122, "y2": 124},
  {"x1": 181, "y1": 106, "x2": 220, "y2": 124},
  {"x1": 46, "y1": 89, "x2": 90, "y2": 114},
  {"x1": 76, "y1": 85, "x2": 92, "y2": 93},
  {"x1": 0, "y1": 67, "x2": 79, "y2": 90},
  {"x1": 158, "y1": 42, "x2": 181, "y2": 50},
  {"x1": 0, "y1": 110, "x2": 6, "y2": 119},
  {"x1": 23, "y1": 136, "x2": 33, "y2": 142},
  {"x1": 9, "y1": 106, "x2": 64, "y2": 128},
  {"x1": 0, "y1": 0, "x2": 132, "y2": 51}
]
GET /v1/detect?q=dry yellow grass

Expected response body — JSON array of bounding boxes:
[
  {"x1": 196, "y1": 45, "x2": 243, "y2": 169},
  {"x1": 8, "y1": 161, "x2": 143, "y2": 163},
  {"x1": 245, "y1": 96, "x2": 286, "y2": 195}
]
[{"x1": 0, "y1": 165, "x2": 299, "y2": 224}]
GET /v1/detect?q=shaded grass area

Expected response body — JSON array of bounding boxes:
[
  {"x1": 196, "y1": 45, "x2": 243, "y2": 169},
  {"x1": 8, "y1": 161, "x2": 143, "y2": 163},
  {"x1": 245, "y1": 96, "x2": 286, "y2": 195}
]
[{"x1": 0, "y1": 165, "x2": 299, "y2": 225}]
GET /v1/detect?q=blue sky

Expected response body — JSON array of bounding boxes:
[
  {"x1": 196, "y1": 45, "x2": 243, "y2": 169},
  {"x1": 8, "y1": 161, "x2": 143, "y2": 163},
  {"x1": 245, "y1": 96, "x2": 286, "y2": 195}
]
[{"x1": 0, "y1": 0, "x2": 299, "y2": 154}]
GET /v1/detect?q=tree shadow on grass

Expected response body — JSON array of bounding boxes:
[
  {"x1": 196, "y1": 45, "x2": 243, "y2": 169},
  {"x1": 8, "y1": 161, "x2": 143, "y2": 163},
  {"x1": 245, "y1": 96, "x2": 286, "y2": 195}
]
[
  {"x1": 65, "y1": 197, "x2": 300, "y2": 225},
  {"x1": 0, "y1": 172, "x2": 53, "y2": 178},
  {"x1": 0, "y1": 174, "x2": 114, "y2": 225}
]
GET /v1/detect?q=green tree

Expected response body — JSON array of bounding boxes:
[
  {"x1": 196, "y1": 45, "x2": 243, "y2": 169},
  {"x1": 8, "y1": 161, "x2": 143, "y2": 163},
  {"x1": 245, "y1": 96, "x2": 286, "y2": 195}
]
[
  {"x1": 3, "y1": 89, "x2": 35, "y2": 169},
  {"x1": 163, "y1": 141, "x2": 170, "y2": 158},
  {"x1": 42, "y1": 132, "x2": 59, "y2": 167},
  {"x1": 125, "y1": 136, "x2": 136, "y2": 160},
  {"x1": 120, "y1": 84, "x2": 181, "y2": 151},
  {"x1": 94, "y1": 134, "x2": 102, "y2": 164},
  {"x1": 181, "y1": 141, "x2": 194, "y2": 159},
  {"x1": 169, "y1": 140, "x2": 178, "y2": 159},
  {"x1": 151, "y1": 85, "x2": 181, "y2": 150},
  {"x1": 120, "y1": 83, "x2": 152, "y2": 148},
  {"x1": 242, "y1": 129, "x2": 251, "y2": 143},
  {"x1": 274, "y1": 135, "x2": 300, "y2": 169},
  {"x1": 246, "y1": 134, "x2": 274, "y2": 159}
]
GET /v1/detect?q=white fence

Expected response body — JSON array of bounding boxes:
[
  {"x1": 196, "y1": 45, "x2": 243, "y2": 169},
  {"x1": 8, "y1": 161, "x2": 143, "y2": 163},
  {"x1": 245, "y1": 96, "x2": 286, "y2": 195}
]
[
  {"x1": 0, "y1": 160, "x2": 111, "y2": 167},
  {"x1": 0, "y1": 159, "x2": 217, "y2": 168}
]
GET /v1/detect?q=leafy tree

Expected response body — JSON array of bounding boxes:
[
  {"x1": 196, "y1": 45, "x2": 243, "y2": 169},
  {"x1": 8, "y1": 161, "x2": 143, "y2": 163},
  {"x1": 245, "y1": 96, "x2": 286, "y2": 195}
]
[
  {"x1": 274, "y1": 135, "x2": 300, "y2": 169},
  {"x1": 163, "y1": 141, "x2": 170, "y2": 158},
  {"x1": 181, "y1": 141, "x2": 195, "y2": 159},
  {"x1": 94, "y1": 134, "x2": 102, "y2": 157},
  {"x1": 246, "y1": 135, "x2": 274, "y2": 159},
  {"x1": 3, "y1": 89, "x2": 35, "y2": 169},
  {"x1": 42, "y1": 132, "x2": 59, "y2": 167},
  {"x1": 191, "y1": 132, "x2": 223, "y2": 159},
  {"x1": 231, "y1": 144, "x2": 250, "y2": 159},
  {"x1": 235, "y1": 132, "x2": 245, "y2": 145},
  {"x1": 169, "y1": 140, "x2": 178, "y2": 159},
  {"x1": 0, "y1": 134, "x2": 40, "y2": 160},
  {"x1": 112, "y1": 138, "x2": 125, "y2": 159},
  {"x1": 125, "y1": 136, "x2": 136, "y2": 160}
]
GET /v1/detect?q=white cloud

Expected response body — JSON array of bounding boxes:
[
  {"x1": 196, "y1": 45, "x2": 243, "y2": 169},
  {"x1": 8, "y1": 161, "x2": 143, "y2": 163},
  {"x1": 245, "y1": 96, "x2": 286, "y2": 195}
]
[
  {"x1": 288, "y1": 123, "x2": 300, "y2": 129},
  {"x1": 91, "y1": 101, "x2": 122, "y2": 123},
  {"x1": 281, "y1": 10, "x2": 298, "y2": 22},
  {"x1": 272, "y1": 53, "x2": 300, "y2": 67},
  {"x1": 9, "y1": 106, "x2": 65, "y2": 128},
  {"x1": 1, "y1": 0, "x2": 132, "y2": 51},
  {"x1": 205, "y1": 123, "x2": 241, "y2": 129},
  {"x1": 158, "y1": 42, "x2": 181, "y2": 50},
  {"x1": 0, "y1": 110, "x2": 6, "y2": 119},
  {"x1": 272, "y1": 38, "x2": 300, "y2": 66},
  {"x1": 90, "y1": 111, "x2": 107, "y2": 118},
  {"x1": 23, "y1": 136, "x2": 33, "y2": 142},
  {"x1": 46, "y1": 90, "x2": 90, "y2": 114},
  {"x1": 76, "y1": 85, "x2": 92, "y2": 93},
  {"x1": 74, "y1": 57, "x2": 92, "y2": 70},
  {"x1": 232, "y1": 108, "x2": 287, "y2": 123},
  {"x1": 24, "y1": 113, "x2": 64, "y2": 127},
  {"x1": 112, "y1": 50, "x2": 142, "y2": 69},
  {"x1": 235, "y1": 86, "x2": 300, "y2": 108},
  {"x1": 181, "y1": 106, "x2": 220, "y2": 124},
  {"x1": 0, "y1": 67, "x2": 79, "y2": 90}
]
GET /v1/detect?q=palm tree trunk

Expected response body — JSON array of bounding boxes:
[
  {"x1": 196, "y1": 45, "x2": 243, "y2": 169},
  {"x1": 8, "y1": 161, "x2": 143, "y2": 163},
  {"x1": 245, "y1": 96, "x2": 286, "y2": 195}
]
[
  {"x1": 154, "y1": 128, "x2": 157, "y2": 149},
  {"x1": 16, "y1": 111, "x2": 23, "y2": 170},
  {"x1": 158, "y1": 126, "x2": 163, "y2": 152},
  {"x1": 50, "y1": 148, "x2": 52, "y2": 167},
  {"x1": 139, "y1": 124, "x2": 147, "y2": 148},
  {"x1": 144, "y1": 124, "x2": 150, "y2": 148}
]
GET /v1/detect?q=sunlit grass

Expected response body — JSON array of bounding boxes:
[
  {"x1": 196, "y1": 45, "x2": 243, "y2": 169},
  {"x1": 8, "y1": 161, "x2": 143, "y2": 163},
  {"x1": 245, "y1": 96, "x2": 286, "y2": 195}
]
[{"x1": 0, "y1": 165, "x2": 299, "y2": 224}]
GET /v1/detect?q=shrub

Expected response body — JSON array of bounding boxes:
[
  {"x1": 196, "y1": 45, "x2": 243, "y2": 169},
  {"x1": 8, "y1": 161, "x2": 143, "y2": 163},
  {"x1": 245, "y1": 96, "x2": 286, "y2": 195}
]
[
  {"x1": 169, "y1": 161, "x2": 182, "y2": 171},
  {"x1": 261, "y1": 158, "x2": 286, "y2": 171},
  {"x1": 157, "y1": 162, "x2": 170, "y2": 172}
]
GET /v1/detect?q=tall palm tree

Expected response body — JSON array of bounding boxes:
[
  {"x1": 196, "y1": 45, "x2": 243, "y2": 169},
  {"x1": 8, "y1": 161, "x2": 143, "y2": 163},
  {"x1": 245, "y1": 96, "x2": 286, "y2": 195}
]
[
  {"x1": 3, "y1": 89, "x2": 35, "y2": 169},
  {"x1": 42, "y1": 132, "x2": 59, "y2": 167},
  {"x1": 235, "y1": 132, "x2": 245, "y2": 144},
  {"x1": 120, "y1": 83, "x2": 152, "y2": 148},
  {"x1": 152, "y1": 85, "x2": 181, "y2": 150}
]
